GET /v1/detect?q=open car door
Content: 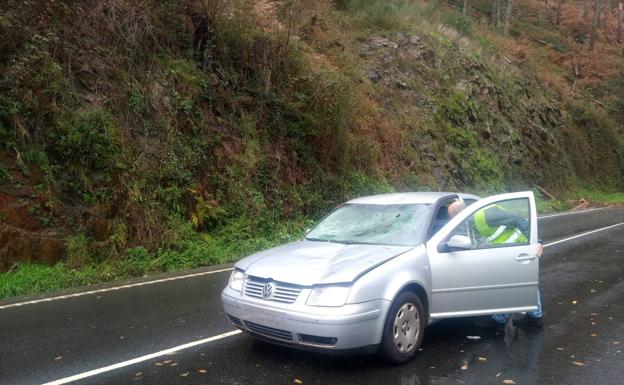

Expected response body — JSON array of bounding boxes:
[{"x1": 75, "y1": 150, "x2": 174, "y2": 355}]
[{"x1": 426, "y1": 191, "x2": 539, "y2": 319}]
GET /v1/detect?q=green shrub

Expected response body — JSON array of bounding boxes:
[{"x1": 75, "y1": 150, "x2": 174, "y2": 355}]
[
  {"x1": 55, "y1": 108, "x2": 121, "y2": 174},
  {"x1": 442, "y1": 11, "x2": 473, "y2": 36},
  {"x1": 66, "y1": 234, "x2": 90, "y2": 267},
  {"x1": 0, "y1": 162, "x2": 10, "y2": 184}
]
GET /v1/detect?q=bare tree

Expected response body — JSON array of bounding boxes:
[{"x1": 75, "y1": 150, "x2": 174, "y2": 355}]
[
  {"x1": 583, "y1": 0, "x2": 590, "y2": 19},
  {"x1": 601, "y1": 0, "x2": 608, "y2": 28},
  {"x1": 555, "y1": 0, "x2": 563, "y2": 25},
  {"x1": 463, "y1": 0, "x2": 469, "y2": 15},
  {"x1": 618, "y1": 1, "x2": 622, "y2": 43},
  {"x1": 590, "y1": 0, "x2": 601, "y2": 50},
  {"x1": 492, "y1": 0, "x2": 499, "y2": 26},
  {"x1": 504, "y1": 0, "x2": 514, "y2": 35}
]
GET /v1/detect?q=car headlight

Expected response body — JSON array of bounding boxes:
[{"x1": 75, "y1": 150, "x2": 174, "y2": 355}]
[
  {"x1": 229, "y1": 269, "x2": 245, "y2": 292},
  {"x1": 306, "y1": 285, "x2": 351, "y2": 307}
]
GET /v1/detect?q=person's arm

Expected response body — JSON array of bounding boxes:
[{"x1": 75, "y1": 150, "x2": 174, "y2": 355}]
[{"x1": 484, "y1": 206, "x2": 530, "y2": 239}]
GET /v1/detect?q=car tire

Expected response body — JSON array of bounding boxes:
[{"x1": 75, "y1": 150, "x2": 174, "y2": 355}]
[{"x1": 378, "y1": 291, "x2": 426, "y2": 364}]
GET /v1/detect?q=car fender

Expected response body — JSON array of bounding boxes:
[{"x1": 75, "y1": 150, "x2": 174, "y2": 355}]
[{"x1": 347, "y1": 244, "x2": 431, "y2": 305}]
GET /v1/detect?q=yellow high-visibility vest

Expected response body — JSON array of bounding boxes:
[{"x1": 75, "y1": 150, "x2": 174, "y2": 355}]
[{"x1": 474, "y1": 206, "x2": 528, "y2": 244}]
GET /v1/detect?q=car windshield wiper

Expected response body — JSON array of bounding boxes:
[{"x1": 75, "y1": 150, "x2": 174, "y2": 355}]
[{"x1": 306, "y1": 238, "x2": 374, "y2": 245}]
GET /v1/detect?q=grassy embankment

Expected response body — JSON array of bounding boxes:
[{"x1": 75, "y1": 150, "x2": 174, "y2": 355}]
[{"x1": 1, "y1": 0, "x2": 622, "y2": 299}]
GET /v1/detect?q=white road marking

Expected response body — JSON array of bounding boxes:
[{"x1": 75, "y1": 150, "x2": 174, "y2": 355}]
[
  {"x1": 538, "y1": 207, "x2": 604, "y2": 219},
  {"x1": 0, "y1": 268, "x2": 233, "y2": 310},
  {"x1": 35, "y1": 219, "x2": 624, "y2": 385},
  {"x1": 40, "y1": 330, "x2": 243, "y2": 385},
  {"x1": 544, "y1": 222, "x2": 624, "y2": 248}
]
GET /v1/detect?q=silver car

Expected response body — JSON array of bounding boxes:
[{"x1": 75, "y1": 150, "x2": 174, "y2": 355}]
[{"x1": 221, "y1": 191, "x2": 540, "y2": 363}]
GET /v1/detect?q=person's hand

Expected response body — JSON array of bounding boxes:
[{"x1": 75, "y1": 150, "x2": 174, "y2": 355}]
[{"x1": 535, "y1": 242, "x2": 544, "y2": 258}]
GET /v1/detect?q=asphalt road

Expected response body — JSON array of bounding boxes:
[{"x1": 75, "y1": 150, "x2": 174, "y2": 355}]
[{"x1": 1, "y1": 207, "x2": 624, "y2": 385}]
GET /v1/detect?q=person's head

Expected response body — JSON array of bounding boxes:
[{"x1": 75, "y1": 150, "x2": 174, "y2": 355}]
[{"x1": 447, "y1": 200, "x2": 466, "y2": 219}]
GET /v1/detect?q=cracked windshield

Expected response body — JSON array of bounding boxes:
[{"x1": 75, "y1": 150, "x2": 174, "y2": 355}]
[{"x1": 306, "y1": 204, "x2": 429, "y2": 245}]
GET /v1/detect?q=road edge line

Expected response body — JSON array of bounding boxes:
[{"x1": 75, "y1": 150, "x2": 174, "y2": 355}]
[
  {"x1": 544, "y1": 222, "x2": 624, "y2": 248},
  {"x1": 40, "y1": 330, "x2": 243, "y2": 385},
  {"x1": 0, "y1": 268, "x2": 234, "y2": 310},
  {"x1": 538, "y1": 207, "x2": 604, "y2": 219}
]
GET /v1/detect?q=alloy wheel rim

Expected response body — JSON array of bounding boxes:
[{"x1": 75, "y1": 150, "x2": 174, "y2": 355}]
[{"x1": 392, "y1": 302, "x2": 419, "y2": 353}]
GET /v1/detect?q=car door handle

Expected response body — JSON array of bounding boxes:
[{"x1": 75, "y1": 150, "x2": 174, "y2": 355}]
[{"x1": 516, "y1": 254, "x2": 536, "y2": 261}]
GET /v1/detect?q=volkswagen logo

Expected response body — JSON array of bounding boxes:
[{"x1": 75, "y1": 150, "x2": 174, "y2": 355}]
[{"x1": 262, "y1": 282, "x2": 275, "y2": 300}]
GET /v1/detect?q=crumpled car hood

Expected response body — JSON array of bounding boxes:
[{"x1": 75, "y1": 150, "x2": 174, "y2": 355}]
[{"x1": 235, "y1": 240, "x2": 413, "y2": 286}]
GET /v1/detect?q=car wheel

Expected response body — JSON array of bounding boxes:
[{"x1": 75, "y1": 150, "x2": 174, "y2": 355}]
[{"x1": 378, "y1": 291, "x2": 425, "y2": 364}]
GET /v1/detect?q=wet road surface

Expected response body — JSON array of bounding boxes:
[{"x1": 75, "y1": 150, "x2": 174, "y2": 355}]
[{"x1": 1, "y1": 208, "x2": 623, "y2": 385}]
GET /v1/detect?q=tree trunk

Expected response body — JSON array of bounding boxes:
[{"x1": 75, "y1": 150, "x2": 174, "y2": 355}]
[
  {"x1": 497, "y1": 0, "x2": 503, "y2": 26},
  {"x1": 583, "y1": 0, "x2": 590, "y2": 19},
  {"x1": 463, "y1": 0, "x2": 469, "y2": 15},
  {"x1": 556, "y1": 0, "x2": 563, "y2": 25},
  {"x1": 601, "y1": 0, "x2": 608, "y2": 28},
  {"x1": 504, "y1": 0, "x2": 514, "y2": 35},
  {"x1": 618, "y1": 2, "x2": 622, "y2": 43},
  {"x1": 492, "y1": 0, "x2": 499, "y2": 26},
  {"x1": 590, "y1": 0, "x2": 601, "y2": 50}
]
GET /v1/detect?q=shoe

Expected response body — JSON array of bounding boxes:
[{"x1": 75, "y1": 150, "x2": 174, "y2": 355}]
[{"x1": 513, "y1": 315, "x2": 543, "y2": 328}]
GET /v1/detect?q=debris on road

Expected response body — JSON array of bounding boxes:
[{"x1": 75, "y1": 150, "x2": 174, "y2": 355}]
[{"x1": 466, "y1": 335, "x2": 482, "y2": 340}]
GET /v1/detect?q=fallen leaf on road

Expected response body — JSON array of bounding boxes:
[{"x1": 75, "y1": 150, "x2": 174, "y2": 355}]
[
  {"x1": 496, "y1": 373, "x2": 502, "y2": 377},
  {"x1": 613, "y1": 341, "x2": 620, "y2": 345},
  {"x1": 466, "y1": 335, "x2": 482, "y2": 340},
  {"x1": 54, "y1": 356, "x2": 63, "y2": 361},
  {"x1": 198, "y1": 369, "x2": 207, "y2": 374},
  {"x1": 572, "y1": 300, "x2": 578, "y2": 305},
  {"x1": 135, "y1": 372, "x2": 142, "y2": 377},
  {"x1": 503, "y1": 380, "x2": 515, "y2": 384},
  {"x1": 461, "y1": 362, "x2": 468, "y2": 370},
  {"x1": 155, "y1": 362, "x2": 163, "y2": 366},
  {"x1": 591, "y1": 333, "x2": 598, "y2": 337},
  {"x1": 478, "y1": 357, "x2": 487, "y2": 361},
  {"x1": 180, "y1": 372, "x2": 189, "y2": 377},
  {"x1": 294, "y1": 379, "x2": 303, "y2": 384},
  {"x1": 171, "y1": 363, "x2": 178, "y2": 367},
  {"x1": 163, "y1": 360, "x2": 172, "y2": 364},
  {"x1": 557, "y1": 348, "x2": 565, "y2": 351},
  {"x1": 572, "y1": 361, "x2": 586, "y2": 366}
]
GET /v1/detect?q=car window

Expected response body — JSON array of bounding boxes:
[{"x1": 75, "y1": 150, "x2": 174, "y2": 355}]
[
  {"x1": 306, "y1": 203, "x2": 430, "y2": 246},
  {"x1": 429, "y1": 199, "x2": 455, "y2": 239},
  {"x1": 448, "y1": 198, "x2": 531, "y2": 250}
]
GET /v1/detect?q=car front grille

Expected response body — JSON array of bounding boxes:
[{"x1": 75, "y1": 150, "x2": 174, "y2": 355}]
[
  {"x1": 244, "y1": 277, "x2": 302, "y2": 304},
  {"x1": 244, "y1": 321, "x2": 294, "y2": 341}
]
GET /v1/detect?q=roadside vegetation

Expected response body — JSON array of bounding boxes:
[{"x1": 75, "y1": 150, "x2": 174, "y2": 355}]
[{"x1": 0, "y1": 0, "x2": 622, "y2": 299}]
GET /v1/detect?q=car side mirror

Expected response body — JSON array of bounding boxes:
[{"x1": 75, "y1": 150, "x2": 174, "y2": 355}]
[{"x1": 446, "y1": 235, "x2": 472, "y2": 250}]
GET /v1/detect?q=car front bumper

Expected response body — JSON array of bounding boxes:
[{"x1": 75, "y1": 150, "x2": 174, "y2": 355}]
[{"x1": 221, "y1": 288, "x2": 391, "y2": 350}]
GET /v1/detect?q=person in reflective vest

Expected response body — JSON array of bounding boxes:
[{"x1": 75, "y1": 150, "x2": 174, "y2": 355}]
[
  {"x1": 448, "y1": 200, "x2": 543, "y2": 328},
  {"x1": 473, "y1": 204, "x2": 529, "y2": 245}
]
